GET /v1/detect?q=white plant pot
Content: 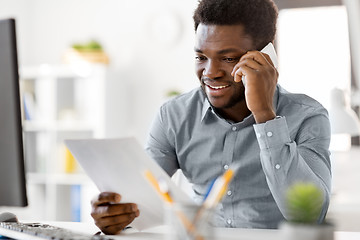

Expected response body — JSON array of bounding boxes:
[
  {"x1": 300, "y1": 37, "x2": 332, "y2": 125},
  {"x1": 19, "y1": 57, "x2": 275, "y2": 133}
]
[{"x1": 279, "y1": 222, "x2": 334, "y2": 240}]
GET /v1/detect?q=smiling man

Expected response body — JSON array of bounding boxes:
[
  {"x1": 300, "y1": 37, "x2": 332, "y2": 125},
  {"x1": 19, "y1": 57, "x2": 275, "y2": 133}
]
[{"x1": 90, "y1": 0, "x2": 331, "y2": 234}]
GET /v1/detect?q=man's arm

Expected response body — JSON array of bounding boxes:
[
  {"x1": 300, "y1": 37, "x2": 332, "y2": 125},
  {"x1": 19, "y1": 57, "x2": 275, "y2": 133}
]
[
  {"x1": 253, "y1": 112, "x2": 331, "y2": 222},
  {"x1": 233, "y1": 49, "x2": 331, "y2": 221},
  {"x1": 145, "y1": 105, "x2": 179, "y2": 177}
]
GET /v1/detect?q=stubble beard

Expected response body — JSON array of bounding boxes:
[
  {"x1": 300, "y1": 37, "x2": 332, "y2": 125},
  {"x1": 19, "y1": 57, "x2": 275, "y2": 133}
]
[{"x1": 201, "y1": 83, "x2": 246, "y2": 110}]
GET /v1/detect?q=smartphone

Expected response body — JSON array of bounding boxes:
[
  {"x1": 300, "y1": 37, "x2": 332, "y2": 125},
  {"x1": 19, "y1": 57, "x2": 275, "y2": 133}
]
[
  {"x1": 241, "y1": 42, "x2": 278, "y2": 82},
  {"x1": 260, "y1": 42, "x2": 278, "y2": 69}
]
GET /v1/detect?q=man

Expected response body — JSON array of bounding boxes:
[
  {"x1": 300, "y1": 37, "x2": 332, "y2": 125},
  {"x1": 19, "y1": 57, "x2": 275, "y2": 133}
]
[{"x1": 91, "y1": 0, "x2": 331, "y2": 234}]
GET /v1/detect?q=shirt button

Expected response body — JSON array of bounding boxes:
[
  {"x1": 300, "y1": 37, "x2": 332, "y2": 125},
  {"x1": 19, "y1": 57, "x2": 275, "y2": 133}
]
[
  {"x1": 227, "y1": 190, "x2": 232, "y2": 196},
  {"x1": 232, "y1": 126, "x2": 237, "y2": 131},
  {"x1": 256, "y1": 133, "x2": 261, "y2": 138},
  {"x1": 223, "y1": 164, "x2": 229, "y2": 170},
  {"x1": 226, "y1": 219, "x2": 232, "y2": 225},
  {"x1": 275, "y1": 164, "x2": 281, "y2": 170},
  {"x1": 267, "y1": 131, "x2": 273, "y2": 137}
]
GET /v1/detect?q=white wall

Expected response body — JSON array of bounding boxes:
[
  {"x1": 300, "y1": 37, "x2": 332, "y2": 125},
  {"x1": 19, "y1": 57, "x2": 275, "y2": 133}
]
[{"x1": 1, "y1": 0, "x2": 199, "y2": 143}]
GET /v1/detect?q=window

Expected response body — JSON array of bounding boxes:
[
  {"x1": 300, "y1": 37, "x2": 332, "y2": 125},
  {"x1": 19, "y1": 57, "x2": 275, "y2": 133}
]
[{"x1": 277, "y1": 6, "x2": 350, "y2": 110}]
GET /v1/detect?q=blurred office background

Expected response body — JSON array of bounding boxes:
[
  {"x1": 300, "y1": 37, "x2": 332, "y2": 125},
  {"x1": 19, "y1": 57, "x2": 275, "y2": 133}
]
[{"x1": 1, "y1": 0, "x2": 360, "y2": 231}]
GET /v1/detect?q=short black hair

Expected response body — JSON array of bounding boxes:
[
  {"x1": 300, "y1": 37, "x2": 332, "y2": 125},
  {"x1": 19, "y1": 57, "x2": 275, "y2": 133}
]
[{"x1": 193, "y1": 0, "x2": 278, "y2": 50}]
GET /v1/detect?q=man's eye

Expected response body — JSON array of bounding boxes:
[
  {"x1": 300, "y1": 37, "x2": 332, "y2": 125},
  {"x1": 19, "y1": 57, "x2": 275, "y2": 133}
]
[
  {"x1": 195, "y1": 56, "x2": 206, "y2": 61},
  {"x1": 224, "y1": 57, "x2": 238, "y2": 63}
]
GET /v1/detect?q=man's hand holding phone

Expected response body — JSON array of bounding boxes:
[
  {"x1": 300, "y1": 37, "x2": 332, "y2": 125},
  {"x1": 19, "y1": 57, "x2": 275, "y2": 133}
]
[
  {"x1": 91, "y1": 192, "x2": 140, "y2": 235},
  {"x1": 231, "y1": 42, "x2": 279, "y2": 123}
]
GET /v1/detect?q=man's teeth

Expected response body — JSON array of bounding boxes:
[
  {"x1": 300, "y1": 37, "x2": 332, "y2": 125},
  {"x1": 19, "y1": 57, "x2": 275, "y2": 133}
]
[{"x1": 208, "y1": 85, "x2": 229, "y2": 90}]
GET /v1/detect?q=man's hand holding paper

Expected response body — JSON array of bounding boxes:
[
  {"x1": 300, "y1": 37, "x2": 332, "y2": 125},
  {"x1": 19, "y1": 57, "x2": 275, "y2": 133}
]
[{"x1": 90, "y1": 192, "x2": 140, "y2": 235}]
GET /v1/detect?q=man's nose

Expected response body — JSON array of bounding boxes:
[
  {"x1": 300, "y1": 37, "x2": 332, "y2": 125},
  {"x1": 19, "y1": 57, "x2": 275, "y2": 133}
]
[{"x1": 203, "y1": 60, "x2": 223, "y2": 79}]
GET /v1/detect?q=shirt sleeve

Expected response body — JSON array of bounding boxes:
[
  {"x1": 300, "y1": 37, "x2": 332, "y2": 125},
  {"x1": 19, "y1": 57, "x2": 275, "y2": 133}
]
[
  {"x1": 253, "y1": 110, "x2": 331, "y2": 222},
  {"x1": 145, "y1": 105, "x2": 179, "y2": 177}
]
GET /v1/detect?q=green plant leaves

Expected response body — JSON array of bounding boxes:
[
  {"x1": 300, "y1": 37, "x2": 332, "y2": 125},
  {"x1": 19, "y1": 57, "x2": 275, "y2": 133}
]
[
  {"x1": 71, "y1": 40, "x2": 103, "y2": 51},
  {"x1": 286, "y1": 182, "x2": 324, "y2": 224}
]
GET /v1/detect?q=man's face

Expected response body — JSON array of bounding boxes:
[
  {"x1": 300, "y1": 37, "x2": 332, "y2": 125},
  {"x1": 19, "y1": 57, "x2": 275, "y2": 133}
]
[{"x1": 194, "y1": 24, "x2": 254, "y2": 110}]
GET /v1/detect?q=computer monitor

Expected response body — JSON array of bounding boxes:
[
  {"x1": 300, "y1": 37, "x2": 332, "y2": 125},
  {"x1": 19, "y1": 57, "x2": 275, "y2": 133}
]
[{"x1": 0, "y1": 18, "x2": 28, "y2": 207}]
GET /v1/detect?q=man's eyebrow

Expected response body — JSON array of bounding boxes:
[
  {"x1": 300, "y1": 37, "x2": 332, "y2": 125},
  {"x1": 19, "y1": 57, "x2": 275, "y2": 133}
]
[
  {"x1": 194, "y1": 48, "x2": 244, "y2": 55},
  {"x1": 217, "y1": 48, "x2": 242, "y2": 55}
]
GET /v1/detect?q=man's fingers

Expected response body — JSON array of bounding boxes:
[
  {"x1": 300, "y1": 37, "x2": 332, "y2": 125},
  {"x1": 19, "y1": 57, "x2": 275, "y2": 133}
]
[
  {"x1": 92, "y1": 203, "x2": 138, "y2": 218},
  {"x1": 94, "y1": 211, "x2": 138, "y2": 230},
  {"x1": 91, "y1": 192, "x2": 121, "y2": 206},
  {"x1": 237, "y1": 56, "x2": 261, "y2": 70},
  {"x1": 233, "y1": 65, "x2": 253, "y2": 83},
  {"x1": 231, "y1": 52, "x2": 266, "y2": 80},
  {"x1": 101, "y1": 222, "x2": 130, "y2": 235},
  {"x1": 104, "y1": 203, "x2": 138, "y2": 217},
  {"x1": 241, "y1": 50, "x2": 269, "y2": 66},
  {"x1": 90, "y1": 192, "x2": 140, "y2": 235}
]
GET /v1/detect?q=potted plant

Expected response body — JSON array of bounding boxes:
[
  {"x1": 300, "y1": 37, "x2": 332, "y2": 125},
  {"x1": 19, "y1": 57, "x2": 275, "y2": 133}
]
[
  {"x1": 279, "y1": 182, "x2": 334, "y2": 240},
  {"x1": 63, "y1": 40, "x2": 109, "y2": 64}
]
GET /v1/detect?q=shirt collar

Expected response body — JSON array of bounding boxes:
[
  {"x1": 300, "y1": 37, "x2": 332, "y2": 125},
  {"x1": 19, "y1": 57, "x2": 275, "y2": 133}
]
[
  {"x1": 201, "y1": 99, "x2": 212, "y2": 122},
  {"x1": 200, "y1": 84, "x2": 280, "y2": 123},
  {"x1": 273, "y1": 84, "x2": 280, "y2": 112}
]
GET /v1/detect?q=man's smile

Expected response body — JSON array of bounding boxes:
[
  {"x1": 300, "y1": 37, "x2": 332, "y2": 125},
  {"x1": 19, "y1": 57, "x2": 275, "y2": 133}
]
[{"x1": 205, "y1": 83, "x2": 231, "y2": 90}]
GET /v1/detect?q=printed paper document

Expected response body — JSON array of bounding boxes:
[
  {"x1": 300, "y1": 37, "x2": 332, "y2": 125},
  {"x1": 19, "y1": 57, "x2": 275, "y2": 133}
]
[{"x1": 65, "y1": 137, "x2": 193, "y2": 230}]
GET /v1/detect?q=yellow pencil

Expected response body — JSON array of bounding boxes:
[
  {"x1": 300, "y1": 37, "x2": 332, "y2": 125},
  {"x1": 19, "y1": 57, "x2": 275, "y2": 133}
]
[{"x1": 144, "y1": 170, "x2": 173, "y2": 203}]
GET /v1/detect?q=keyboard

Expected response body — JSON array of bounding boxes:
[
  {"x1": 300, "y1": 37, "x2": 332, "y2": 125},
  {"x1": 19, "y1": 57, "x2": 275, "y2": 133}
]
[{"x1": 0, "y1": 222, "x2": 114, "y2": 240}]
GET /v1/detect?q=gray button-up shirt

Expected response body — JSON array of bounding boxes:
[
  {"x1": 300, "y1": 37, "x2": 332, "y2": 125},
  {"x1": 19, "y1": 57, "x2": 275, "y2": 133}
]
[{"x1": 145, "y1": 85, "x2": 331, "y2": 229}]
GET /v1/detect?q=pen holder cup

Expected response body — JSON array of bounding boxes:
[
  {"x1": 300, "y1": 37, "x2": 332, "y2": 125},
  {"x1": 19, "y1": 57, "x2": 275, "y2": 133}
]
[{"x1": 165, "y1": 203, "x2": 214, "y2": 240}]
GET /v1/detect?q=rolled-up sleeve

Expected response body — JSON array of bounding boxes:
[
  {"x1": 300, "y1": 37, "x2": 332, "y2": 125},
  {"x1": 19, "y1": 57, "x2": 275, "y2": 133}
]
[{"x1": 253, "y1": 111, "x2": 331, "y2": 222}]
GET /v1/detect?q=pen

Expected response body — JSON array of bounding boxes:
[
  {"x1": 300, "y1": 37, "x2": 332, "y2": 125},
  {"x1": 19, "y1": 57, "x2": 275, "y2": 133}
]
[
  {"x1": 192, "y1": 163, "x2": 240, "y2": 226},
  {"x1": 203, "y1": 178, "x2": 216, "y2": 202},
  {"x1": 203, "y1": 163, "x2": 240, "y2": 209}
]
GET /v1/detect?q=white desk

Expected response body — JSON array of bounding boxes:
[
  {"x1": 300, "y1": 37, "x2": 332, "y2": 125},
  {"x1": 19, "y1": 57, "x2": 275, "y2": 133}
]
[
  {"x1": 1, "y1": 221, "x2": 360, "y2": 239},
  {"x1": 44, "y1": 221, "x2": 360, "y2": 240},
  {"x1": 328, "y1": 146, "x2": 360, "y2": 232}
]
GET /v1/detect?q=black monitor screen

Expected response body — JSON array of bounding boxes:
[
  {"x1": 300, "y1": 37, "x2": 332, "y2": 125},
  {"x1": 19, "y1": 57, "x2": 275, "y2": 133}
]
[{"x1": 0, "y1": 18, "x2": 28, "y2": 207}]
